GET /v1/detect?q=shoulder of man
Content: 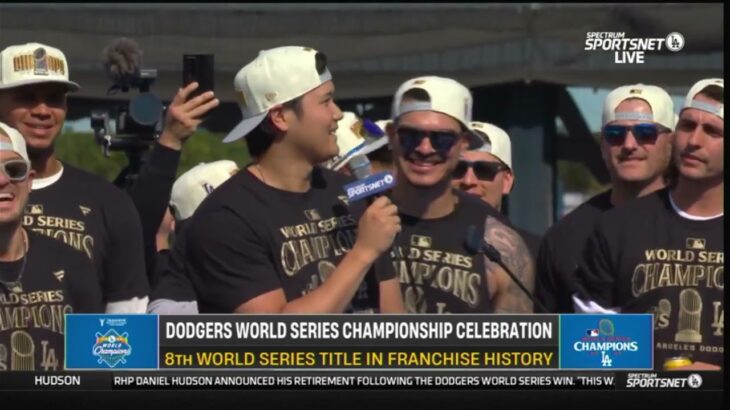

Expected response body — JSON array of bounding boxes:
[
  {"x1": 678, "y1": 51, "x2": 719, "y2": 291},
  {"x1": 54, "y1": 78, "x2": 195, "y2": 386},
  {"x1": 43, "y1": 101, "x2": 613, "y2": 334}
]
[
  {"x1": 60, "y1": 163, "x2": 136, "y2": 201},
  {"x1": 595, "y1": 188, "x2": 667, "y2": 228},
  {"x1": 454, "y1": 189, "x2": 508, "y2": 224},
  {"x1": 542, "y1": 189, "x2": 613, "y2": 241}
]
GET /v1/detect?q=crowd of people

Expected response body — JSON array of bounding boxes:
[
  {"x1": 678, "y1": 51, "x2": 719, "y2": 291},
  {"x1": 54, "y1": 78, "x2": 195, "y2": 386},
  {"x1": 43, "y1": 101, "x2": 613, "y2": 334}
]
[{"x1": 0, "y1": 42, "x2": 722, "y2": 372}]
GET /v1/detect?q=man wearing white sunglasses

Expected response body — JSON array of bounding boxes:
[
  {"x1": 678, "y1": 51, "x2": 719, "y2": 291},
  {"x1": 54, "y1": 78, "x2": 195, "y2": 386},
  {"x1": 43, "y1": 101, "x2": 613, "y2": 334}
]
[{"x1": 0, "y1": 122, "x2": 101, "y2": 371}]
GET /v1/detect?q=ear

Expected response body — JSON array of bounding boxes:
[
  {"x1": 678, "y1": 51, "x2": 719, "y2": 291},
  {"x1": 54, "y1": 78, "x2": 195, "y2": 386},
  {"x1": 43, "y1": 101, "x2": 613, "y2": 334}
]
[
  {"x1": 267, "y1": 105, "x2": 291, "y2": 133},
  {"x1": 386, "y1": 121, "x2": 397, "y2": 150},
  {"x1": 502, "y1": 170, "x2": 515, "y2": 194}
]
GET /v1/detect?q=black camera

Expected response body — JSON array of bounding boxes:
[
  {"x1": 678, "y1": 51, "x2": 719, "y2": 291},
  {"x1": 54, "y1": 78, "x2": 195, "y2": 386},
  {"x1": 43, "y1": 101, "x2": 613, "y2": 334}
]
[{"x1": 91, "y1": 68, "x2": 164, "y2": 157}]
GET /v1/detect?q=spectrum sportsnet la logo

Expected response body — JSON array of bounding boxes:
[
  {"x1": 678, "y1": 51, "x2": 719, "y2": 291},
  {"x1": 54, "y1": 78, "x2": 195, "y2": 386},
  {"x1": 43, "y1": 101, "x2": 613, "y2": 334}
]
[
  {"x1": 585, "y1": 32, "x2": 685, "y2": 64},
  {"x1": 626, "y1": 373, "x2": 703, "y2": 389},
  {"x1": 344, "y1": 172, "x2": 396, "y2": 202}
]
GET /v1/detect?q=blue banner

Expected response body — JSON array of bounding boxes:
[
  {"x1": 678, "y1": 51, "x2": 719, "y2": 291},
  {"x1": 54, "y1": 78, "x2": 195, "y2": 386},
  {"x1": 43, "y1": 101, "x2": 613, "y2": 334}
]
[
  {"x1": 559, "y1": 314, "x2": 653, "y2": 370},
  {"x1": 344, "y1": 172, "x2": 396, "y2": 202},
  {"x1": 65, "y1": 314, "x2": 158, "y2": 370}
]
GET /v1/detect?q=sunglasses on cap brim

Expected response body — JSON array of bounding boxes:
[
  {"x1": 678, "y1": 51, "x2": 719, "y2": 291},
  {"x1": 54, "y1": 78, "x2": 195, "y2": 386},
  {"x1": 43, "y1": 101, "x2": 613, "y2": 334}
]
[
  {"x1": 452, "y1": 160, "x2": 508, "y2": 180},
  {"x1": 602, "y1": 123, "x2": 670, "y2": 145},
  {"x1": 396, "y1": 126, "x2": 462, "y2": 154},
  {"x1": 0, "y1": 159, "x2": 30, "y2": 181}
]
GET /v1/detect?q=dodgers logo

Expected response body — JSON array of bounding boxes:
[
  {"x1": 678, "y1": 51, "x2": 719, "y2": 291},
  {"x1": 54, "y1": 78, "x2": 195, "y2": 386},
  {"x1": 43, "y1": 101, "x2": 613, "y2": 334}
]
[
  {"x1": 560, "y1": 314, "x2": 652, "y2": 370},
  {"x1": 92, "y1": 329, "x2": 133, "y2": 368}
]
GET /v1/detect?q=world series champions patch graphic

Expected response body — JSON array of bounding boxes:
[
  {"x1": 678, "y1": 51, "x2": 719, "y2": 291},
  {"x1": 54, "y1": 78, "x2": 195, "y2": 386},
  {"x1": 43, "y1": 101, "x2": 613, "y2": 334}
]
[
  {"x1": 92, "y1": 328, "x2": 132, "y2": 368},
  {"x1": 560, "y1": 314, "x2": 653, "y2": 370},
  {"x1": 66, "y1": 314, "x2": 158, "y2": 369}
]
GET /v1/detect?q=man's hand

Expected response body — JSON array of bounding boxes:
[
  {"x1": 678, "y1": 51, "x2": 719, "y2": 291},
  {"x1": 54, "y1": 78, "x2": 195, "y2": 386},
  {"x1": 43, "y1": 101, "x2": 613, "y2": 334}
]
[
  {"x1": 158, "y1": 82, "x2": 219, "y2": 150},
  {"x1": 352, "y1": 196, "x2": 401, "y2": 263}
]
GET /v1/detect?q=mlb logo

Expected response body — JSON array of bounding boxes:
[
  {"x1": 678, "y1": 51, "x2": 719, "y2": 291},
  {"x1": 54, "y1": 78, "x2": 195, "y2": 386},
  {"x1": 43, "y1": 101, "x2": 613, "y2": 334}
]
[
  {"x1": 410, "y1": 235, "x2": 432, "y2": 248},
  {"x1": 686, "y1": 238, "x2": 705, "y2": 250},
  {"x1": 26, "y1": 204, "x2": 44, "y2": 215},
  {"x1": 586, "y1": 329, "x2": 599, "y2": 337}
]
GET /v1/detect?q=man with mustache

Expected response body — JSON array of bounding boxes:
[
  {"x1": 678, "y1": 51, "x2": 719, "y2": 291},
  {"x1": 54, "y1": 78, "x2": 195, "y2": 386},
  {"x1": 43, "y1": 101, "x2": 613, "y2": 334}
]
[
  {"x1": 536, "y1": 84, "x2": 676, "y2": 313},
  {"x1": 452, "y1": 121, "x2": 541, "y2": 261},
  {"x1": 573, "y1": 79, "x2": 723, "y2": 371},
  {"x1": 386, "y1": 76, "x2": 535, "y2": 314},
  {"x1": 181, "y1": 46, "x2": 403, "y2": 313}
]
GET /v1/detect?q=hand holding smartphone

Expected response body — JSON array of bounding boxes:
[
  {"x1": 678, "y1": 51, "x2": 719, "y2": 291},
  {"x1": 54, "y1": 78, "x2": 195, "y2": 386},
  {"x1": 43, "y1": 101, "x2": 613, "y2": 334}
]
[{"x1": 182, "y1": 54, "x2": 215, "y2": 100}]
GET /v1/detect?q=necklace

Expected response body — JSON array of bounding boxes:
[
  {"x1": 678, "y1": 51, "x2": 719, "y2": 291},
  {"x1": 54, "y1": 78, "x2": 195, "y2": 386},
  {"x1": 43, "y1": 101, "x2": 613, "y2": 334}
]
[
  {"x1": 257, "y1": 163, "x2": 267, "y2": 185},
  {"x1": 0, "y1": 229, "x2": 28, "y2": 294}
]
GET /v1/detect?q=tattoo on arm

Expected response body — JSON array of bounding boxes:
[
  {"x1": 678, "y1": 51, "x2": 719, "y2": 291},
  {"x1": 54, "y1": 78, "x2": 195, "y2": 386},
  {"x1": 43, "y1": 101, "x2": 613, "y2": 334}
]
[{"x1": 484, "y1": 216, "x2": 536, "y2": 313}]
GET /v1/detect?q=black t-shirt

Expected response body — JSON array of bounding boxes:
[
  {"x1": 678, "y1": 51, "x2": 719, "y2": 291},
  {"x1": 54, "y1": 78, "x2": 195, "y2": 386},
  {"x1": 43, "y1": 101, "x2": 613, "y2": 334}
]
[
  {"x1": 0, "y1": 231, "x2": 103, "y2": 372},
  {"x1": 391, "y1": 190, "x2": 504, "y2": 314},
  {"x1": 24, "y1": 163, "x2": 149, "y2": 305},
  {"x1": 125, "y1": 143, "x2": 182, "y2": 285},
  {"x1": 535, "y1": 190, "x2": 613, "y2": 313},
  {"x1": 151, "y1": 221, "x2": 196, "y2": 302},
  {"x1": 574, "y1": 188, "x2": 723, "y2": 368},
  {"x1": 183, "y1": 167, "x2": 395, "y2": 313}
]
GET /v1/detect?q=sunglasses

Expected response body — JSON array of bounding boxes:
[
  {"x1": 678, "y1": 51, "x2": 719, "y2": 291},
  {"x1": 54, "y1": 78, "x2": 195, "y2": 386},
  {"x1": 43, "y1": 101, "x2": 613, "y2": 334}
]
[
  {"x1": 0, "y1": 159, "x2": 30, "y2": 181},
  {"x1": 396, "y1": 126, "x2": 461, "y2": 155},
  {"x1": 453, "y1": 160, "x2": 508, "y2": 180},
  {"x1": 602, "y1": 123, "x2": 669, "y2": 145}
]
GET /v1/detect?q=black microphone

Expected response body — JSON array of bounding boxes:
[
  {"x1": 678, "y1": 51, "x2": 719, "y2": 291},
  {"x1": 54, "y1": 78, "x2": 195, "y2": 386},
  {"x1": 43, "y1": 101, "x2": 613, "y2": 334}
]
[
  {"x1": 465, "y1": 225, "x2": 548, "y2": 313},
  {"x1": 102, "y1": 37, "x2": 143, "y2": 93}
]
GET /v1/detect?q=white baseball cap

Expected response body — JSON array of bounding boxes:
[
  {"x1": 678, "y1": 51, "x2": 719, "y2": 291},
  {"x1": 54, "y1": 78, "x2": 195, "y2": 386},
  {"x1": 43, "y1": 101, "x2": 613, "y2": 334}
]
[
  {"x1": 0, "y1": 43, "x2": 80, "y2": 91},
  {"x1": 681, "y1": 78, "x2": 723, "y2": 119},
  {"x1": 170, "y1": 160, "x2": 239, "y2": 221},
  {"x1": 0, "y1": 122, "x2": 30, "y2": 164},
  {"x1": 468, "y1": 121, "x2": 512, "y2": 170},
  {"x1": 602, "y1": 84, "x2": 676, "y2": 130},
  {"x1": 391, "y1": 76, "x2": 482, "y2": 149},
  {"x1": 368, "y1": 120, "x2": 393, "y2": 154},
  {"x1": 323, "y1": 112, "x2": 387, "y2": 170},
  {"x1": 223, "y1": 46, "x2": 333, "y2": 143}
]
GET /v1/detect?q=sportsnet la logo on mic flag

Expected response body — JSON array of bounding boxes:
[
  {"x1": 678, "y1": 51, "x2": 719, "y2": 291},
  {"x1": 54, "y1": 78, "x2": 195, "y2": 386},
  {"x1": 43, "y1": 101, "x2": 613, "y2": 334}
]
[
  {"x1": 560, "y1": 314, "x2": 652, "y2": 370},
  {"x1": 344, "y1": 172, "x2": 396, "y2": 202}
]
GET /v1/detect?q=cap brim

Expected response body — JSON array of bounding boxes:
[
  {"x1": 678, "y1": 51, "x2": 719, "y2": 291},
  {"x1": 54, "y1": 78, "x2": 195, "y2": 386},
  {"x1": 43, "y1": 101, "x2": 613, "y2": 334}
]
[
  {"x1": 222, "y1": 112, "x2": 268, "y2": 143},
  {"x1": 360, "y1": 137, "x2": 389, "y2": 155},
  {"x1": 465, "y1": 130, "x2": 484, "y2": 150},
  {"x1": 0, "y1": 78, "x2": 80, "y2": 92}
]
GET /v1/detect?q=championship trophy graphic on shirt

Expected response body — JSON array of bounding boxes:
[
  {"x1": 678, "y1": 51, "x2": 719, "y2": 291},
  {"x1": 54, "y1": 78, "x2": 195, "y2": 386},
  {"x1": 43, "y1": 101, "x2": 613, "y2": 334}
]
[
  {"x1": 10, "y1": 331, "x2": 34, "y2": 371},
  {"x1": 676, "y1": 288, "x2": 703, "y2": 344}
]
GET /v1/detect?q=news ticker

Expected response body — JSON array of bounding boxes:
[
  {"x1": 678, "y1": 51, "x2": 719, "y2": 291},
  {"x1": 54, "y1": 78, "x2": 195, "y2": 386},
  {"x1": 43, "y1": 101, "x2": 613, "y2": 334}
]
[
  {"x1": 64, "y1": 314, "x2": 654, "y2": 371},
  {"x1": 2, "y1": 371, "x2": 723, "y2": 391}
]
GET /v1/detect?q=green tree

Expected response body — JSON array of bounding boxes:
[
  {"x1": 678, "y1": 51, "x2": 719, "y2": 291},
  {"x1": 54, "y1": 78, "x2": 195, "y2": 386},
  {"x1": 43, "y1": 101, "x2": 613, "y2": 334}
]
[{"x1": 55, "y1": 130, "x2": 251, "y2": 181}]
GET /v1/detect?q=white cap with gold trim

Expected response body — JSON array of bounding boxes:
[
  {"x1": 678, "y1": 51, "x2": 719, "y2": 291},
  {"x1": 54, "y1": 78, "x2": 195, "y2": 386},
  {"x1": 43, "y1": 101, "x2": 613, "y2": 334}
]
[{"x1": 0, "y1": 42, "x2": 80, "y2": 91}]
